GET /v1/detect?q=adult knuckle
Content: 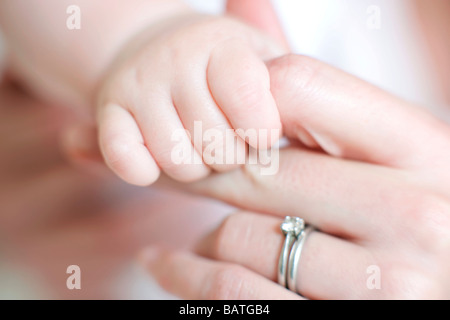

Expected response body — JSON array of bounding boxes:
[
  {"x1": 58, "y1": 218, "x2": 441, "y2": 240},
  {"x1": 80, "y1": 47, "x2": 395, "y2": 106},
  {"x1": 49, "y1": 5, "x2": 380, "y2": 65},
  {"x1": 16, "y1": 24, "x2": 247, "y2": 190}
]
[
  {"x1": 406, "y1": 194, "x2": 450, "y2": 248},
  {"x1": 412, "y1": 194, "x2": 450, "y2": 229},
  {"x1": 207, "y1": 265, "x2": 248, "y2": 300},
  {"x1": 240, "y1": 149, "x2": 293, "y2": 194},
  {"x1": 212, "y1": 214, "x2": 239, "y2": 260},
  {"x1": 212, "y1": 213, "x2": 255, "y2": 260},
  {"x1": 268, "y1": 54, "x2": 326, "y2": 130},
  {"x1": 241, "y1": 161, "x2": 269, "y2": 190},
  {"x1": 269, "y1": 54, "x2": 324, "y2": 97},
  {"x1": 383, "y1": 267, "x2": 440, "y2": 299}
]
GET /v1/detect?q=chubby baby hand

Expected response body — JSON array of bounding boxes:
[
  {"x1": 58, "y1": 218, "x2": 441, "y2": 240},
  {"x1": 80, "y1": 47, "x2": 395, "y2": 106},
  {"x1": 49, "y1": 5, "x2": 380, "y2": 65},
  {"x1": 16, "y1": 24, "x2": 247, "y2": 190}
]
[{"x1": 96, "y1": 15, "x2": 284, "y2": 186}]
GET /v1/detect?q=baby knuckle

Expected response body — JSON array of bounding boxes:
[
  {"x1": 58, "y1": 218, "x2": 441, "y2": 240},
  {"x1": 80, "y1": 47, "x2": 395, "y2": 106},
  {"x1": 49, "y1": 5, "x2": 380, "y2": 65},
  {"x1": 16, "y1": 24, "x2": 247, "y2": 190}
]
[
  {"x1": 163, "y1": 165, "x2": 207, "y2": 183},
  {"x1": 162, "y1": 17, "x2": 230, "y2": 57},
  {"x1": 159, "y1": 35, "x2": 190, "y2": 63},
  {"x1": 193, "y1": 16, "x2": 244, "y2": 40},
  {"x1": 131, "y1": 63, "x2": 152, "y2": 88},
  {"x1": 103, "y1": 136, "x2": 133, "y2": 166},
  {"x1": 232, "y1": 81, "x2": 265, "y2": 110},
  {"x1": 155, "y1": 149, "x2": 203, "y2": 181}
]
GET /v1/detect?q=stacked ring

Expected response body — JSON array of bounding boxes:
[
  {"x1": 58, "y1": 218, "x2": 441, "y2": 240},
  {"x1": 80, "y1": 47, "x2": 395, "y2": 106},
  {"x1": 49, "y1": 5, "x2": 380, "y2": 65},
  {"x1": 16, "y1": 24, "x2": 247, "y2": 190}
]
[{"x1": 278, "y1": 216, "x2": 314, "y2": 294}]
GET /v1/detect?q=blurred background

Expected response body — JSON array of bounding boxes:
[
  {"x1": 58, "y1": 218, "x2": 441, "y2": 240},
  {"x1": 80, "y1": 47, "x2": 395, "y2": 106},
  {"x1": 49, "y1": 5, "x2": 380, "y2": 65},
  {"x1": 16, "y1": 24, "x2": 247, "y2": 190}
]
[{"x1": 0, "y1": 0, "x2": 449, "y2": 299}]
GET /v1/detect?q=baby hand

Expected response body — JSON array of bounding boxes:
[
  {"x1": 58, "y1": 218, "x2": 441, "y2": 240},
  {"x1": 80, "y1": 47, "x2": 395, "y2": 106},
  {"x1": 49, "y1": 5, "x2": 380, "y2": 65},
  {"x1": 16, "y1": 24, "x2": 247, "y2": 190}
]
[{"x1": 96, "y1": 15, "x2": 285, "y2": 186}]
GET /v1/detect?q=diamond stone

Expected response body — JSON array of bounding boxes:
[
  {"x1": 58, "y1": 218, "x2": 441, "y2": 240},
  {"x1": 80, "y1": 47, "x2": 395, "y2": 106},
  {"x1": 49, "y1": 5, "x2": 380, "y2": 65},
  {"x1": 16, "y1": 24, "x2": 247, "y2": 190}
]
[{"x1": 281, "y1": 216, "x2": 305, "y2": 237}]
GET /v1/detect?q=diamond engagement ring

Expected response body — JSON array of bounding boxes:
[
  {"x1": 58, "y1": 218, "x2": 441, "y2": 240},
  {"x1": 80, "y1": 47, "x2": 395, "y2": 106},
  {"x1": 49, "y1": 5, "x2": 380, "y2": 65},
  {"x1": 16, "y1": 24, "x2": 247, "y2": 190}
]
[{"x1": 278, "y1": 216, "x2": 305, "y2": 288}]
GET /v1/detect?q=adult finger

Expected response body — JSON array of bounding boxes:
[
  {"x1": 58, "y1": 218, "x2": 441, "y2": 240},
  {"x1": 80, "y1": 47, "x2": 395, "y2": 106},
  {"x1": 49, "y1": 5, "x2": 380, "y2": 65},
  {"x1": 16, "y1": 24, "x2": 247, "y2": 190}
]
[
  {"x1": 267, "y1": 54, "x2": 450, "y2": 170},
  {"x1": 197, "y1": 212, "x2": 374, "y2": 300},
  {"x1": 140, "y1": 246, "x2": 300, "y2": 300},
  {"x1": 187, "y1": 148, "x2": 422, "y2": 240}
]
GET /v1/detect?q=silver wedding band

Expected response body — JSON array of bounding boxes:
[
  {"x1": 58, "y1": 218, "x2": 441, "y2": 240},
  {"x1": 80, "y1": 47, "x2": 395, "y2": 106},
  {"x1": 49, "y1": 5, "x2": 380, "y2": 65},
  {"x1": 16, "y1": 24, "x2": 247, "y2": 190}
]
[
  {"x1": 287, "y1": 226, "x2": 313, "y2": 293},
  {"x1": 278, "y1": 216, "x2": 314, "y2": 294}
]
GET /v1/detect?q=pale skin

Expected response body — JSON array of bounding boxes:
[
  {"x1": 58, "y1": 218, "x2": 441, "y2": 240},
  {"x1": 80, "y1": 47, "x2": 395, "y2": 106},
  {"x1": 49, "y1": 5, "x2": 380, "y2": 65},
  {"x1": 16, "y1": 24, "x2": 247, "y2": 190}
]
[
  {"x1": 2, "y1": 0, "x2": 450, "y2": 300},
  {"x1": 4, "y1": 53, "x2": 450, "y2": 299},
  {"x1": 139, "y1": 1, "x2": 450, "y2": 298},
  {"x1": 0, "y1": 81, "x2": 232, "y2": 299},
  {"x1": 142, "y1": 54, "x2": 450, "y2": 299},
  {"x1": 140, "y1": 1, "x2": 450, "y2": 300},
  {"x1": 0, "y1": 0, "x2": 286, "y2": 186}
]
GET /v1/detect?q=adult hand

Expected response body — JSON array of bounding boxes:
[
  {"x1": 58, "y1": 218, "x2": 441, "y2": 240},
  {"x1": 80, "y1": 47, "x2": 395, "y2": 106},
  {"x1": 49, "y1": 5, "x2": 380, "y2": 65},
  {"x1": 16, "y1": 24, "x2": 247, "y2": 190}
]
[{"x1": 141, "y1": 54, "x2": 450, "y2": 299}]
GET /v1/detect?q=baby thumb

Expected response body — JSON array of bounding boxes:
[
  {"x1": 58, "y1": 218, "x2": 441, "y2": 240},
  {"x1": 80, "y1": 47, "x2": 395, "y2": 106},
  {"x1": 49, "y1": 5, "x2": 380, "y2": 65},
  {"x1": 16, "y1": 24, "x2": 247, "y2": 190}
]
[{"x1": 60, "y1": 122, "x2": 104, "y2": 167}]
